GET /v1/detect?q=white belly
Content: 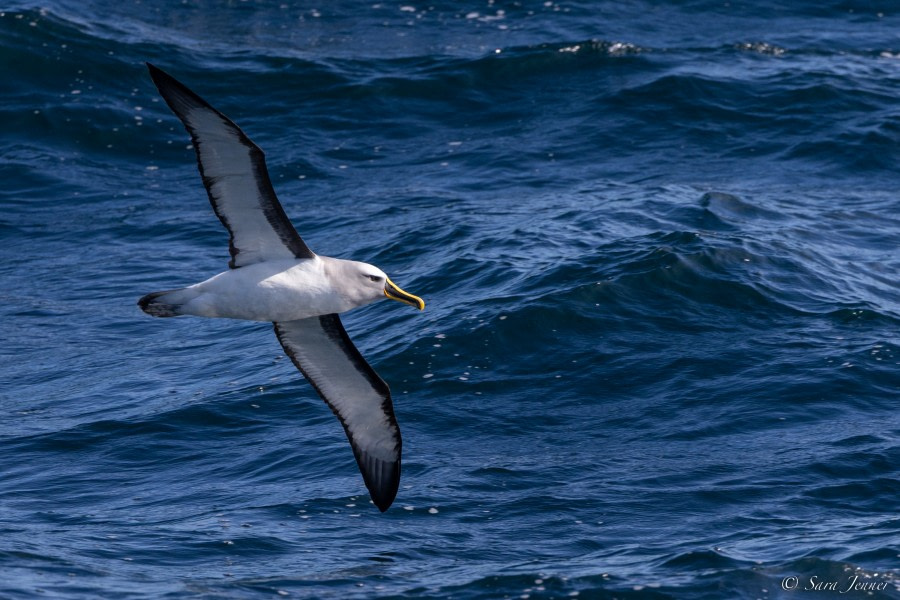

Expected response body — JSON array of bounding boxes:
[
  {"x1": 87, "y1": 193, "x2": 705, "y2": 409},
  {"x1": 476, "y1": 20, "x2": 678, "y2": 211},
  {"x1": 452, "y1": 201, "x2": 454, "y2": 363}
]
[{"x1": 179, "y1": 258, "x2": 352, "y2": 321}]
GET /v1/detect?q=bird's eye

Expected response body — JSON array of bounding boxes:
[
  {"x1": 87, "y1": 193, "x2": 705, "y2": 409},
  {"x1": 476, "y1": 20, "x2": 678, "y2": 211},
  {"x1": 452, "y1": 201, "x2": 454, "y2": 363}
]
[{"x1": 367, "y1": 275, "x2": 383, "y2": 283}]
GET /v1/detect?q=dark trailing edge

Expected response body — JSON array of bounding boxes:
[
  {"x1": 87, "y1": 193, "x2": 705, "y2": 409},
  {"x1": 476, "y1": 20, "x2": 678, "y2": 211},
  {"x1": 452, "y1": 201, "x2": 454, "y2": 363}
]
[
  {"x1": 146, "y1": 63, "x2": 315, "y2": 267},
  {"x1": 273, "y1": 315, "x2": 402, "y2": 512}
]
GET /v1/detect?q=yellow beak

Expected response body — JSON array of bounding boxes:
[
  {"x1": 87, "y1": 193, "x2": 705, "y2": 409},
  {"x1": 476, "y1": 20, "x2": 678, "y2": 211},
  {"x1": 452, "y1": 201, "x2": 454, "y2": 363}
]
[{"x1": 383, "y1": 277, "x2": 425, "y2": 310}]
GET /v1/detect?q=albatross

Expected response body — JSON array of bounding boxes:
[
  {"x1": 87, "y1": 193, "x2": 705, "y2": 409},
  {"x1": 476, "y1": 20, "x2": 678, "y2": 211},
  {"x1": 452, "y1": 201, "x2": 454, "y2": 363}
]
[{"x1": 138, "y1": 63, "x2": 424, "y2": 512}]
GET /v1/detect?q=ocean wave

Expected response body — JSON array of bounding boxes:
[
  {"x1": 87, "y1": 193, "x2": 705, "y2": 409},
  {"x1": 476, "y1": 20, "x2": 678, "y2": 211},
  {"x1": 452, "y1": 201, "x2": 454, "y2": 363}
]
[{"x1": 6, "y1": 1, "x2": 900, "y2": 189}]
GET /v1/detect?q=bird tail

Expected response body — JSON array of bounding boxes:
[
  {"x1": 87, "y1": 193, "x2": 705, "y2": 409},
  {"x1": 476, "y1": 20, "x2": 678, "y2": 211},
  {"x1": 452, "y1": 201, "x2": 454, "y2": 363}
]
[{"x1": 138, "y1": 288, "x2": 193, "y2": 318}]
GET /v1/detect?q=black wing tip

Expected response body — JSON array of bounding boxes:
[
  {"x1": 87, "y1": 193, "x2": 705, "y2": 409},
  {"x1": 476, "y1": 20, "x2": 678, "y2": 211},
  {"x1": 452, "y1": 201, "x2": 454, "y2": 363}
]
[
  {"x1": 372, "y1": 484, "x2": 399, "y2": 513},
  {"x1": 144, "y1": 62, "x2": 218, "y2": 119},
  {"x1": 372, "y1": 477, "x2": 399, "y2": 513},
  {"x1": 359, "y1": 451, "x2": 401, "y2": 513},
  {"x1": 145, "y1": 62, "x2": 174, "y2": 88}
]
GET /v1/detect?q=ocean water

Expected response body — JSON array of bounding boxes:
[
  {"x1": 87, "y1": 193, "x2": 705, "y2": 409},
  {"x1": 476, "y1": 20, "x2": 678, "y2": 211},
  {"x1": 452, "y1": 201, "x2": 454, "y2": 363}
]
[{"x1": 2, "y1": 0, "x2": 899, "y2": 598}]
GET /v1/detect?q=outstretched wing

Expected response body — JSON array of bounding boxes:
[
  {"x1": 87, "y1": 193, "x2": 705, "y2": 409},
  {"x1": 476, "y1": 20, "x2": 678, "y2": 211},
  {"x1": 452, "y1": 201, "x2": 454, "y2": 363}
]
[
  {"x1": 147, "y1": 63, "x2": 314, "y2": 268},
  {"x1": 273, "y1": 315, "x2": 402, "y2": 512}
]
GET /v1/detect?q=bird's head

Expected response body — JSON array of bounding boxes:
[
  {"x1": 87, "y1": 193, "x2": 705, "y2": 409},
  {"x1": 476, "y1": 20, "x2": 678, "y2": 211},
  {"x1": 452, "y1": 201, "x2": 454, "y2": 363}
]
[{"x1": 339, "y1": 260, "x2": 425, "y2": 311}]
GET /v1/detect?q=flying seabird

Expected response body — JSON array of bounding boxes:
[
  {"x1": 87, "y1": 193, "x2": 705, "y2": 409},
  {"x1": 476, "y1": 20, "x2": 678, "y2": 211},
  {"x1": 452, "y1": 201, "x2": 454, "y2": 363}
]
[{"x1": 138, "y1": 63, "x2": 425, "y2": 512}]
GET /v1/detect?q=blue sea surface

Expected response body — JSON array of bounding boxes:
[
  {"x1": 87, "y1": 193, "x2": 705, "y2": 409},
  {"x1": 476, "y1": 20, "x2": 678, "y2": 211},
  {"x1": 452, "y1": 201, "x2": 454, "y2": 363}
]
[{"x1": 2, "y1": 1, "x2": 899, "y2": 598}]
